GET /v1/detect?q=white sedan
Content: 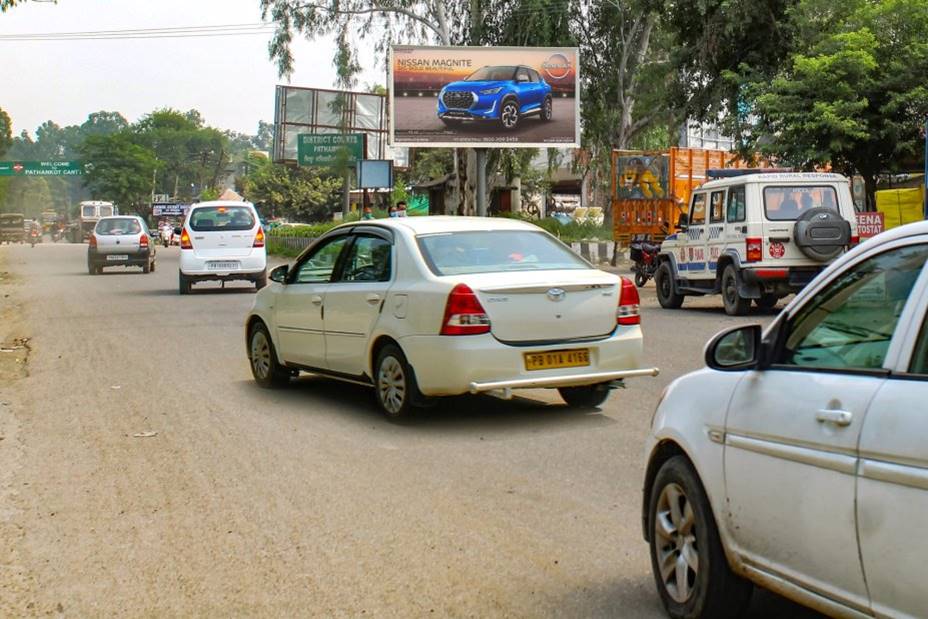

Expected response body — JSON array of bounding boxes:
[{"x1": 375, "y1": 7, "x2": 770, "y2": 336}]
[
  {"x1": 644, "y1": 220, "x2": 928, "y2": 618},
  {"x1": 245, "y1": 217, "x2": 657, "y2": 418}
]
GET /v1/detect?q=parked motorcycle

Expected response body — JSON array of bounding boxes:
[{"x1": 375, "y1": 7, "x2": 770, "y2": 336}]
[{"x1": 630, "y1": 239, "x2": 661, "y2": 287}]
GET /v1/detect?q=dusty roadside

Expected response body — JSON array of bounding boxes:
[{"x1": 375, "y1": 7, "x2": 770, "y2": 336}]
[{"x1": 0, "y1": 258, "x2": 38, "y2": 617}]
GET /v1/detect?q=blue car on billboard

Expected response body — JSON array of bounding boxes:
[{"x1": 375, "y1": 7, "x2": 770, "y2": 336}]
[{"x1": 437, "y1": 65, "x2": 553, "y2": 130}]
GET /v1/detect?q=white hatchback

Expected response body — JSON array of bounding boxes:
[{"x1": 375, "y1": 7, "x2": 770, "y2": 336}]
[
  {"x1": 245, "y1": 217, "x2": 657, "y2": 418},
  {"x1": 178, "y1": 201, "x2": 267, "y2": 294},
  {"x1": 644, "y1": 221, "x2": 928, "y2": 618}
]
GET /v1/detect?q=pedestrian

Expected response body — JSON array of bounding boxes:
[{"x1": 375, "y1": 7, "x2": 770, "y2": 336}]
[
  {"x1": 395, "y1": 200, "x2": 408, "y2": 217},
  {"x1": 362, "y1": 205, "x2": 375, "y2": 220},
  {"x1": 388, "y1": 205, "x2": 398, "y2": 218}
]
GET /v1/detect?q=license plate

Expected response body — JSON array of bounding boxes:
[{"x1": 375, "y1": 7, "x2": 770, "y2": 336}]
[
  {"x1": 207, "y1": 261, "x2": 239, "y2": 271},
  {"x1": 106, "y1": 255, "x2": 129, "y2": 261},
  {"x1": 524, "y1": 348, "x2": 590, "y2": 371}
]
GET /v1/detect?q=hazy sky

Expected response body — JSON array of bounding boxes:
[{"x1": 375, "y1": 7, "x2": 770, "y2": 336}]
[{"x1": 1, "y1": 0, "x2": 382, "y2": 137}]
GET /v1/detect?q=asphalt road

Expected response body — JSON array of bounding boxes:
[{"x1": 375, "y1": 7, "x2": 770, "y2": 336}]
[
  {"x1": 395, "y1": 95, "x2": 577, "y2": 144},
  {"x1": 0, "y1": 243, "x2": 821, "y2": 617}
]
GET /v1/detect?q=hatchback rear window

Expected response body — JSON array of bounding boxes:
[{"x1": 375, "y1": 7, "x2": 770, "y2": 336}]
[
  {"x1": 764, "y1": 186, "x2": 838, "y2": 221},
  {"x1": 417, "y1": 230, "x2": 588, "y2": 276},
  {"x1": 189, "y1": 206, "x2": 255, "y2": 232},
  {"x1": 95, "y1": 218, "x2": 140, "y2": 235}
]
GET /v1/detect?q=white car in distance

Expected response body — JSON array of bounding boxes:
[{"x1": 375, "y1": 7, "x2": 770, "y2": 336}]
[
  {"x1": 246, "y1": 217, "x2": 657, "y2": 418},
  {"x1": 644, "y1": 221, "x2": 928, "y2": 619}
]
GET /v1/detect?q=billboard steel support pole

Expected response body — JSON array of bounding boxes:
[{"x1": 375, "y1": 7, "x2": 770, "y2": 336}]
[
  {"x1": 476, "y1": 148, "x2": 487, "y2": 217},
  {"x1": 924, "y1": 116, "x2": 928, "y2": 219}
]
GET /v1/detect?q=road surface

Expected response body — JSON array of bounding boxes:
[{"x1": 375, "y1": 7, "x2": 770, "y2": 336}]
[{"x1": 0, "y1": 243, "x2": 820, "y2": 617}]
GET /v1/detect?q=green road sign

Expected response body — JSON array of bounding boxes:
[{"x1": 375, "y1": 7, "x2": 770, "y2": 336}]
[
  {"x1": 0, "y1": 161, "x2": 85, "y2": 176},
  {"x1": 297, "y1": 134, "x2": 365, "y2": 167}
]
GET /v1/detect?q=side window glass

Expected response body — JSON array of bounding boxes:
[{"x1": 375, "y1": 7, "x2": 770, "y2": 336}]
[
  {"x1": 517, "y1": 69, "x2": 530, "y2": 82},
  {"x1": 709, "y1": 191, "x2": 725, "y2": 223},
  {"x1": 727, "y1": 186, "x2": 746, "y2": 222},
  {"x1": 910, "y1": 319, "x2": 928, "y2": 375},
  {"x1": 293, "y1": 236, "x2": 350, "y2": 284},
  {"x1": 782, "y1": 244, "x2": 928, "y2": 370},
  {"x1": 337, "y1": 236, "x2": 392, "y2": 283},
  {"x1": 690, "y1": 194, "x2": 706, "y2": 226},
  {"x1": 531, "y1": 69, "x2": 541, "y2": 83}
]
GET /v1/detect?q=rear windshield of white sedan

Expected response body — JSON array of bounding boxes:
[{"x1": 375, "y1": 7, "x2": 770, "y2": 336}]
[
  {"x1": 95, "y1": 218, "x2": 141, "y2": 235},
  {"x1": 189, "y1": 206, "x2": 255, "y2": 232},
  {"x1": 417, "y1": 230, "x2": 588, "y2": 275}
]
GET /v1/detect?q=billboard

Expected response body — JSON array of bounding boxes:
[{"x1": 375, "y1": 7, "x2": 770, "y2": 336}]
[{"x1": 390, "y1": 46, "x2": 579, "y2": 148}]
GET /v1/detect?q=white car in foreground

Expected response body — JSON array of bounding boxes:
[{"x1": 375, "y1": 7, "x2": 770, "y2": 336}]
[
  {"x1": 177, "y1": 201, "x2": 267, "y2": 294},
  {"x1": 644, "y1": 221, "x2": 928, "y2": 619},
  {"x1": 246, "y1": 217, "x2": 657, "y2": 418}
]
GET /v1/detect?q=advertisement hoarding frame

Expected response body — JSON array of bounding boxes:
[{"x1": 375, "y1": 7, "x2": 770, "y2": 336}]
[
  {"x1": 388, "y1": 45, "x2": 581, "y2": 149},
  {"x1": 356, "y1": 159, "x2": 394, "y2": 189}
]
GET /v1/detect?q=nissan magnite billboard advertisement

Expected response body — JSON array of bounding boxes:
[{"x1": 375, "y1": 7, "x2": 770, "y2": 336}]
[{"x1": 390, "y1": 46, "x2": 579, "y2": 148}]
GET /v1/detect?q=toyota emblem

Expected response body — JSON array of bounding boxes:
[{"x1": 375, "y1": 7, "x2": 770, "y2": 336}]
[{"x1": 547, "y1": 288, "x2": 566, "y2": 302}]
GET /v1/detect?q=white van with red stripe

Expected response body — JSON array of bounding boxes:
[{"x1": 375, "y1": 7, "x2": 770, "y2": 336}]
[
  {"x1": 177, "y1": 201, "x2": 267, "y2": 294},
  {"x1": 656, "y1": 171, "x2": 858, "y2": 315}
]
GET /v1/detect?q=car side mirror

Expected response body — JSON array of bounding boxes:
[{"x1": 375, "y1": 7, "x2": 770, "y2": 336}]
[
  {"x1": 269, "y1": 264, "x2": 289, "y2": 284},
  {"x1": 173, "y1": 227, "x2": 181, "y2": 235},
  {"x1": 705, "y1": 324, "x2": 762, "y2": 371}
]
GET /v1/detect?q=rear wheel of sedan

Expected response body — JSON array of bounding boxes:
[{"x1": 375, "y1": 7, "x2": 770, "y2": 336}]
[
  {"x1": 142, "y1": 260, "x2": 151, "y2": 274},
  {"x1": 559, "y1": 383, "x2": 611, "y2": 409},
  {"x1": 178, "y1": 272, "x2": 192, "y2": 295},
  {"x1": 500, "y1": 99, "x2": 520, "y2": 130},
  {"x1": 648, "y1": 456, "x2": 752, "y2": 619},
  {"x1": 255, "y1": 270, "x2": 268, "y2": 290},
  {"x1": 374, "y1": 344, "x2": 420, "y2": 420},
  {"x1": 249, "y1": 322, "x2": 291, "y2": 388}
]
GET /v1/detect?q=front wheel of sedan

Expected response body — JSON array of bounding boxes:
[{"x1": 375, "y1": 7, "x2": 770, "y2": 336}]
[
  {"x1": 374, "y1": 344, "x2": 420, "y2": 421},
  {"x1": 558, "y1": 384, "x2": 611, "y2": 409},
  {"x1": 249, "y1": 322, "x2": 291, "y2": 388},
  {"x1": 649, "y1": 456, "x2": 752, "y2": 619}
]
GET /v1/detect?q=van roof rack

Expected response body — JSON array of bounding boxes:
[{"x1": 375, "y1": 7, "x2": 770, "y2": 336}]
[{"x1": 707, "y1": 168, "x2": 793, "y2": 179}]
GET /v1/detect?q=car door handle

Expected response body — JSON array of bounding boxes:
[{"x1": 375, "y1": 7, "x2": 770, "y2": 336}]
[
  {"x1": 816, "y1": 409, "x2": 853, "y2": 426},
  {"x1": 310, "y1": 295, "x2": 323, "y2": 305},
  {"x1": 365, "y1": 293, "x2": 381, "y2": 305}
]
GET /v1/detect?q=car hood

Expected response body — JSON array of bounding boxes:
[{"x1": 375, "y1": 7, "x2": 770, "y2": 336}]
[{"x1": 443, "y1": 80, "x2": 511, "y2": 91}]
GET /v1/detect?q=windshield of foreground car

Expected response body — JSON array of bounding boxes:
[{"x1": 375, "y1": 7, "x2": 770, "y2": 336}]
[
  {"x1": 417, "y1": 230, "x2": 589, "y2": 276},
  {"x1": 464, "y1": 66, "x2": 517, "y2": 82},
  {"x1": 95, "y1": 218, "x2": 141, "y2": 235},
  {"x1": 189, "y1": 206, "x2": 255, "y2": 232}
]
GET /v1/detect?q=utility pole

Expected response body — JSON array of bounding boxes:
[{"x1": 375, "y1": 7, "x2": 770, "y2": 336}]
[
  {"x1": 924, "y1": 117, "x2": 928, "y2": 219},
  {"x1": 476, "y1": 149, "x2": 488, "y2": 216}
]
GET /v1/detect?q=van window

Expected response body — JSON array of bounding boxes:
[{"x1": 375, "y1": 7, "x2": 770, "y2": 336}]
[
  {"x1": 727, "y1": 186, "x2": 746, "y2": 222},
  {"x1": 82, "y1": 205, "x2": 95, "y2": 217},
  {"x1": 99, "y1": 205, "x2": 114, "y2": 217},
  {"x1": 709, "y1": 191, "x2": 725, "y2": 223},
  {"x1": 189, "y1": 206, "x2": 255, "y2": 232},
  {"x1": 690, "y1": 194, "x2": 706, "y2": 225},
  {"x1": 764, "y1": 186, "x2": 838, "y2": 221}
]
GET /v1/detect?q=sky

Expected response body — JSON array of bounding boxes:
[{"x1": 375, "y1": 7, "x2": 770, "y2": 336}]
[{"x1": 0, "y1": 0, "x2": 383, "y2": 137}]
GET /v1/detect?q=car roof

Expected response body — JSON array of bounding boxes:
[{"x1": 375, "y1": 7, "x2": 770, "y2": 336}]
[
  {"x1": 338, "y1": 216, "x2": 540, "y2": 236},
  {"x1": 97, "y1": 215, "x2": 140, "y2": 220},
  {"x1": 189, "y1": 200, "x2": 255, "y2": 208},
  {"x1": 697, "y1": 172, "x2": 849, "y2": 190}
]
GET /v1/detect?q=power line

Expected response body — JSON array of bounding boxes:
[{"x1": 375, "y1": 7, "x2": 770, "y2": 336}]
[{"x1": 0, "y1": 22, "x2": 275, "y2": 41}]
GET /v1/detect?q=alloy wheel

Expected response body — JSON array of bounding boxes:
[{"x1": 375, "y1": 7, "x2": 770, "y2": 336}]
[
  {"x1": 250, "y1": 330, "x2": 271, "y2": 380},
  {"x1": 501, "y1": 103, "x2": 518, "y2": 128},
  {"x1": 544, "y1": 98, "x2": 552, "y2": 119},
  {"x1": 378, "y1": 356, "x2": 406, "y2": 415},
  {"x1": 654, "y1": 482, "x2": 699, "y2": 604}
]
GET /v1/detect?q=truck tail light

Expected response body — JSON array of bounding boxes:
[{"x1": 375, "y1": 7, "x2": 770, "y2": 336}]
[
  {"x1": 253, "y1": 228, "x2": 265, "y2": 248},
  {"x1": 746, "y1": 237, "x2": 763, "y2": 262},
  {"x1": 617, "y1": 277, "x2": 640, "y2": 326},
  {"x1": 180, "y1": 228, "x2": 192, "y2": 250},
  {"x1": 441, "y1": 284, "x2": 490, "y2": 335},
  {"x1": 88, "y1": 234, "x2": 97, "y2": 249}
]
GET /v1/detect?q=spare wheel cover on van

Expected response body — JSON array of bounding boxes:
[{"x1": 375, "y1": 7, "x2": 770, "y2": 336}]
[{"x1": 793, "y1": 207, "x2": 851, "y2": 261}]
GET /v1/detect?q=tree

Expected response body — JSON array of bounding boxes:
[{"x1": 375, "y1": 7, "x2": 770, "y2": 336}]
[
  {"x1": 1, "y1": 0, "x2": 56, "y2": 12},
  {"x1": 0, "y1": 107, "x2": 11, "y2": 157},
  {"x1": 80, "y1": 111, "x2": 129, "y2": 137},
  {"x1": 80, "y1": 132, "x2": 158, "y2": 217},
  {"x1": 746, "y1": 0, "x2": 928, "y2": 207},
  {"x1": 240, "y1": 153, "x2": 342, "y2": 221}
]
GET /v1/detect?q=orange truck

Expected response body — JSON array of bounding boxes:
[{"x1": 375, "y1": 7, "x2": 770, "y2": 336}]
[{"x1": 612, "y1": 147, "x2": 756, "y2": 243}]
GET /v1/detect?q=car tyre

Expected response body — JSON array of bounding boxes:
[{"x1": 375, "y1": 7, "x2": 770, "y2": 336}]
[
  {"x1": 249, "y1": 322, "x2": 291, "y2": 388},
  {"x1": 541, "y1": 95, "x2": 553, "y2": 121},
  {"x1": 634, "y1": 271, "x2": 648, "y2": 288},
  {"x1": 88, "y1": 263, "x2": 98, "y2": 276},
  {"x1": 255, "y1": 270, "x2": 268, "y2": 290},
  {"x1": 178, "y1": 271, "x2": 192, "y2": 295},
  {"x1": 649, "y1": 456, "x2": 752, "y2": 619},
  {"x1": 558, "y1": 383, "x2": 611, "y2": 409},
  {"x1": 721, "y1": 265, "x2": 750, "y2": 316},
  {"x1": 500, "y1": 98, "x2": 520, "y2": 130},
  {"x1": 754, "y1": 293, "x2": 778, "y2": 311},
  {"x1": 374, "y1": 344, "x2": 421, "y2": 421},
  {"x1": 142, "y1": 260, "x2": 151, "y2": 274},
  {"x1": 656, "y1": 262, "x2": 684, "y2": 309}
]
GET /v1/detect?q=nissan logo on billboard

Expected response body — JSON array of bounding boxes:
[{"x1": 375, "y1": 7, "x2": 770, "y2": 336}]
[{"x1": 542, "y1": 53, "x2": 571, "y2": 80}]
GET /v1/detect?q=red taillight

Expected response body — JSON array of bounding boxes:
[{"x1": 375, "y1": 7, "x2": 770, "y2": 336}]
[
  {"x1": 180, "y1": 228, "x2": 192, "y2": 250},
  {"x1": 440, "y1": 284, "x2": 491, "y2": 335},
  {"x1": 746, "y1": 237, "x2": 763, "y2": 262},
  {"x1": 617, "y1": 277, "x2": 641, "y2": 326},
  {"x1": 139, "y1": 234, "x2": 148, "y2": 248},
  {"x1": 253, "y1": 228, "x2": 265, "y2": 248},
  {"x1": 88, "y1": 234, "x2": 97, "y2": 249},
  {"x1": 850, "y1": 235, "x2": 860, "y2": 246}
]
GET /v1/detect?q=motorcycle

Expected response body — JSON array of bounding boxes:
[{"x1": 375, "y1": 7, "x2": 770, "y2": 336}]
[
  {"x1": 160, "y1": 228, "x2": 172, "y2": 248},
  {"x1": 630, "y1": 238, "x2": 661, "y2": 288},
  {"x1": 29, "y1": 228, "x2": 39, "y2": 248}
]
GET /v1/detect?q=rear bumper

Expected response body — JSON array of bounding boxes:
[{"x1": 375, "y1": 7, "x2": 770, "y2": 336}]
[
  {"x1": 742, "y1": 266, "x2": 823, "y2": 291},
  {"x1": 88, "y1": 249, "x2": 151, "y2": 267},
  {"x1": 399, "y1": 327, "x2": 647, "y2": 397},
  {"x1": 180, "y1": 249, "x2": 267, "y2": 280}
]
